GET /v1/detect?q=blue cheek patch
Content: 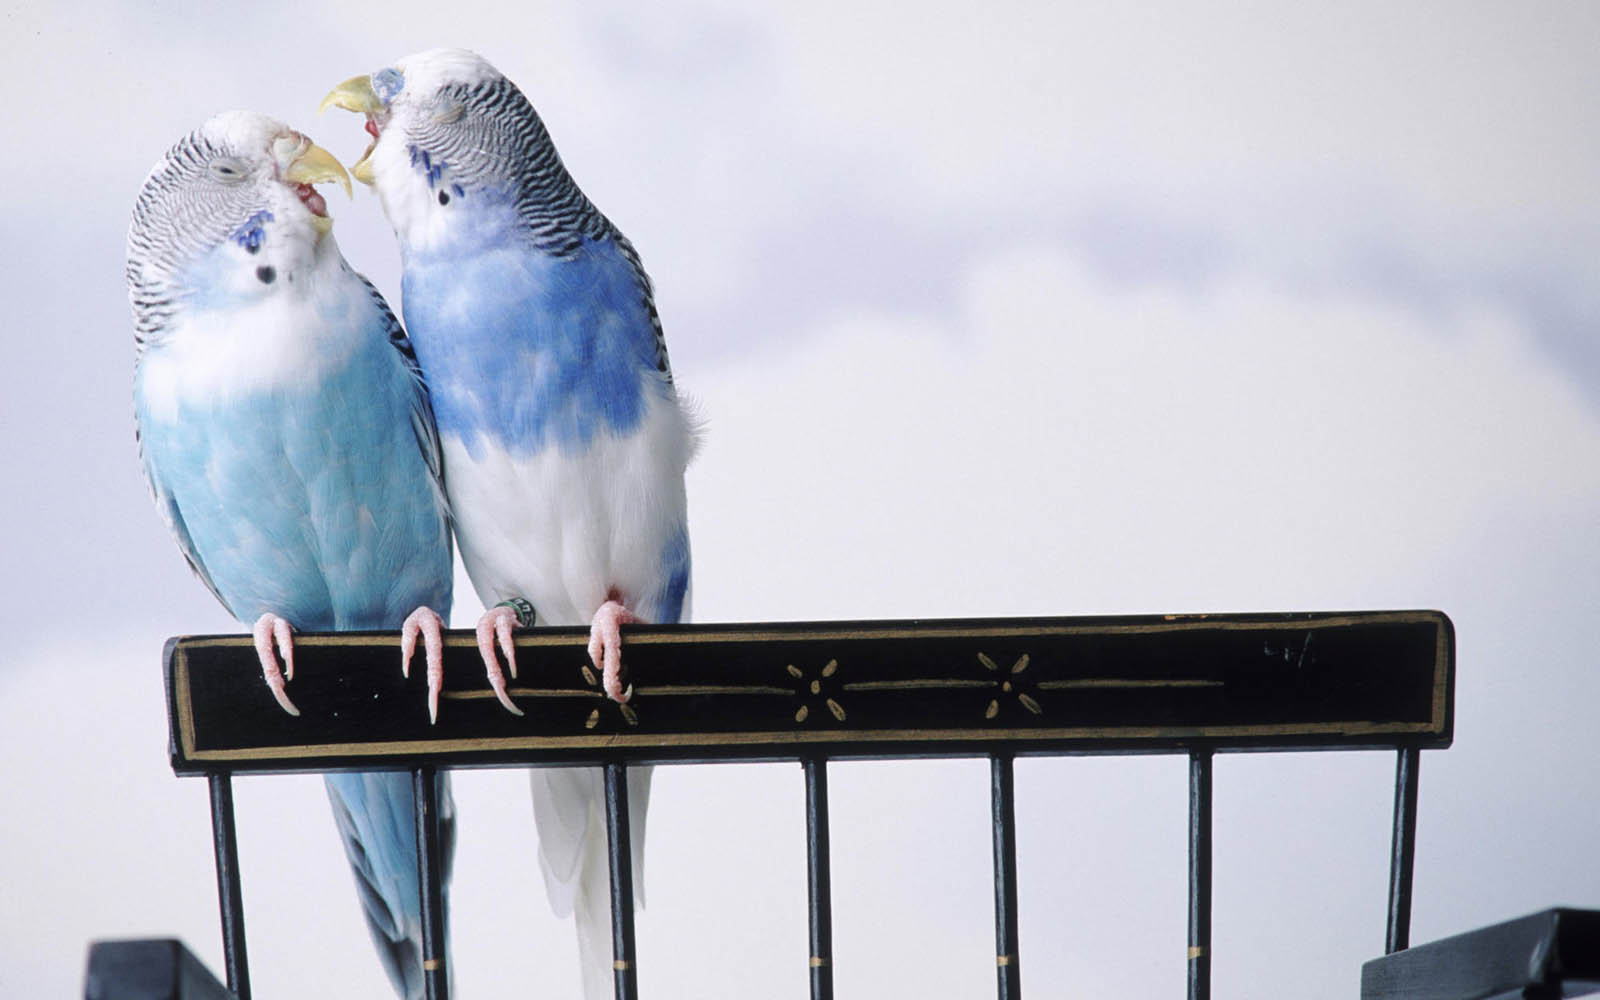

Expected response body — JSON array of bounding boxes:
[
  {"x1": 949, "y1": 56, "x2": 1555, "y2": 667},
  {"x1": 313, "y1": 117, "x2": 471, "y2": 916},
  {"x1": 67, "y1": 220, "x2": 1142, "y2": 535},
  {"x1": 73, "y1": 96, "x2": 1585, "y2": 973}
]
[
  {"x1": 407, "y1": 145, "x2": 448, "y2": 188},
  {"x1": 231, "y1": 210, "x2": 274, "y2": 253}
]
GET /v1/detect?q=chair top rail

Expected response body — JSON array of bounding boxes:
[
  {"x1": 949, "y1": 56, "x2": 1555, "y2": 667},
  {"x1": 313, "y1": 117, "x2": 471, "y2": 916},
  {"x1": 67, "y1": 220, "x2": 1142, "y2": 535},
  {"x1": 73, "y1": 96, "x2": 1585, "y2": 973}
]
[
  {"x1": 165, "y1": 610, "x2": 1452, "y2": 776},
  {"x1": 85, "y1": 938, "x2": 236, "y2": 1000},
  {"x1": 1361, "y1": 907, "x2": 1600, "y2": 999}
]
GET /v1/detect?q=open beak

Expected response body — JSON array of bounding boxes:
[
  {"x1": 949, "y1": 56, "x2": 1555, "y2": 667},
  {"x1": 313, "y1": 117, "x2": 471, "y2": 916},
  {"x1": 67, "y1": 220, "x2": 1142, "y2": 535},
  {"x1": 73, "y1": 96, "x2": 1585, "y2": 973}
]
[
  {"x1": 320, "y1": 75, "x2": 385, "y2": 187},
  {"x1": 283, "y1": 140, "x2": 353, "y2": 199},
  {"x1": 271, "y1": 133, "x2": 351, "y2": 234}
]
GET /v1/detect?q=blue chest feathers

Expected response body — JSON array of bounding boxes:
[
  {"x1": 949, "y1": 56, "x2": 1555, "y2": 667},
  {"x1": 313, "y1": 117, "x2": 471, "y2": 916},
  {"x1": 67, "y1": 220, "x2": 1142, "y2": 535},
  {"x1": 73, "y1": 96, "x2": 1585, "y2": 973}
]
[
  {"x1": 401, "y1": 235, "x2": 663, "y2": 458},
  {"x1": 136, "y1": 338, "x2": 452, "y2": 630}
]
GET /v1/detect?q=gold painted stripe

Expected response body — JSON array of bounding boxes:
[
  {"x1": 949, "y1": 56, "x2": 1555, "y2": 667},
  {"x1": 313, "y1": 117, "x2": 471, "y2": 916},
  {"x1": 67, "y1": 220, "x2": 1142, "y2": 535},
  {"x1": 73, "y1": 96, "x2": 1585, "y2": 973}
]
[
  {"x1": 809, "y1": 957, "x2": 829, "y2": 968},
  {"x1": 172, "y1": 610, "x2": 1449, "y2": 653},
  {"x1": 843, "y1": 680, "x2": 994, "y2": 692},
  {"x1": 441, "y1": 683, "x2": 796, "y2": 701},
  {"x1": 441, "y1": 687, "x2": 595, "y2": 701},
  {"x1": 423, "y1": 959, "x2": 442, "y2": 971},
  {"x1": 1188, "y1": 946, "x2": 1207, "y2": 960},
  {"x1": 634, "y1": 684, "x2": 795, "y2": 697},
  {"x1": 181, "y1": 718, "x2": 1445, "y2": 763},
  {"x1": 175, "y1": 648, "x2": 197, "y2": 759},
  {"x1": 1038, "y1": 679, "x2": 1225, "y2": 690},
  {"x1": 1433, "y1": 622, "x2": 1451, "y2": 731},
  {"x1": 997, "y1": 955, "x2": 1012, "y2": 967},
  {"x1": 613, "y1": 960, "x2": 631, "y2": 971}
]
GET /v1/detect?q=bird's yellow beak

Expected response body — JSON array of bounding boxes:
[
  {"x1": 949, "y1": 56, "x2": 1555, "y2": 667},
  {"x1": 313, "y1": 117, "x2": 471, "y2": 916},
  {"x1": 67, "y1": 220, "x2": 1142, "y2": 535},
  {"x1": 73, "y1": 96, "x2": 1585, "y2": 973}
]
[
  {"x1": 349, "y1": 147, "x2": 377, "y2": 188},
  {"x1": 320, "y1": 74, "x2": 384, "y2": 116},
  {"x1": 283, "y1": 140, "x2": 353, "y2": 200},
  {"x1": 319, "y1": 75, "x2": 384, "y2": 187}
]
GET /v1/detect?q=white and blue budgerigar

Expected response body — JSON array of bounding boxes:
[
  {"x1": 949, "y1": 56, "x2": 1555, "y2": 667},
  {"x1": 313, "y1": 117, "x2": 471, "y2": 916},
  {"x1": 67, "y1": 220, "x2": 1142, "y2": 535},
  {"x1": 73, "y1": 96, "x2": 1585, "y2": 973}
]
[
  {"x1": 323, "y1": 50, "x2": 695, "y2": 997},
  {"x1": 129, "y1": 111, "x2": 458, "y2": 999}
]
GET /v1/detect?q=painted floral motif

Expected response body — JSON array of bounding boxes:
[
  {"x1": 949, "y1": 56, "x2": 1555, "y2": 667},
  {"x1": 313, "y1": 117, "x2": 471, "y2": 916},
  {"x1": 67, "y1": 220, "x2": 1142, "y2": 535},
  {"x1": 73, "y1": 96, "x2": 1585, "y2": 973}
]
[
  {"x1": 581, "y1": 662, "x2": 639, "y2": 729},
  {"x1": 980, "y1": 652, "x2": 1042, "y2": 719},
  {"x1": 789, "y1": 659, "x2": 845, "y2": 724}
]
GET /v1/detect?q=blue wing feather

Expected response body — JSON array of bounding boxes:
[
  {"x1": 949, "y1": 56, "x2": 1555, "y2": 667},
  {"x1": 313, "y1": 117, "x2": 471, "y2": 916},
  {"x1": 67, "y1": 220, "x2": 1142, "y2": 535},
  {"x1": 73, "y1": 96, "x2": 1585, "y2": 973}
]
[
  {"x1": 135, "y1": 435, "x2": 233, "y2": 616},
  {"x1": 135, "y1": 314, "x2": 452, "y2": 628}
]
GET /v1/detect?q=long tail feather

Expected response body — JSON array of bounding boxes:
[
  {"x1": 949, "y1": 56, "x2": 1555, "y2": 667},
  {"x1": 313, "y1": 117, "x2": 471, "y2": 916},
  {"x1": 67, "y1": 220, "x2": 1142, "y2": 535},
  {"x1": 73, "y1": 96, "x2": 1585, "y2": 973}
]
[
  {"x1": 326, "y1": 771, "x2": 455, "y2": 999},
  {"x1": 531, "y1": 765, "x2": 652, "y2": 998}
]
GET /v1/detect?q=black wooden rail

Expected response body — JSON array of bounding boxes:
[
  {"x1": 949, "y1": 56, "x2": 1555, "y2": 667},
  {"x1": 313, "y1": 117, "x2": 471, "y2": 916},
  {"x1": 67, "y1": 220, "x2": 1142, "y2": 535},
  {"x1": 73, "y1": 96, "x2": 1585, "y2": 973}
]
[
  {"x1": 157, "y1": 611, "x2": 1453, "y2": 999},
  {"x1": 85, "y1": 939, "x2": 234, "y2": 1000},
  {"x1": 1360, "y1": 908, "x2": 1600, "y2": 999}
]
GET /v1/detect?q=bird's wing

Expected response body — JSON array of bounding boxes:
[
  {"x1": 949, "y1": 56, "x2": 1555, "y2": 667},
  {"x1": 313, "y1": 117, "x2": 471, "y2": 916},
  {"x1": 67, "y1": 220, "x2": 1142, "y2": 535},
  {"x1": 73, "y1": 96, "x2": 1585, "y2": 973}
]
[
  {"x1": 357, "y1": 270, "x2": 449, "y2": 512},
  {"x1": 134, "y1": 417, "x2": 233, "y2": 616}
]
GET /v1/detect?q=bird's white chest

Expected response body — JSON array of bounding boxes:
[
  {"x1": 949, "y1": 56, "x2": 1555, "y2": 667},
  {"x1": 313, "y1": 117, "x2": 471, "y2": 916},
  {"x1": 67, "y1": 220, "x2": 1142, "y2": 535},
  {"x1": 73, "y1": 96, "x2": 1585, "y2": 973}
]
[
  {"x1": 442, "y1": 388, "x2": 692, "y2": 625},
  {"x1": 136, "y1": 272, "x2": 362, "y2": 422}
]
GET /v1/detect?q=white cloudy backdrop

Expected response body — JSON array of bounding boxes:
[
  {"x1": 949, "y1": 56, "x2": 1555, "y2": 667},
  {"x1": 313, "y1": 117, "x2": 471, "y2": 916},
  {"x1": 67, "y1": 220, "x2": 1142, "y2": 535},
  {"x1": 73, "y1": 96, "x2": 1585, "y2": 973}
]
[{"x1": 3, "y1": 2, "x2": 1598, "y2": 997}]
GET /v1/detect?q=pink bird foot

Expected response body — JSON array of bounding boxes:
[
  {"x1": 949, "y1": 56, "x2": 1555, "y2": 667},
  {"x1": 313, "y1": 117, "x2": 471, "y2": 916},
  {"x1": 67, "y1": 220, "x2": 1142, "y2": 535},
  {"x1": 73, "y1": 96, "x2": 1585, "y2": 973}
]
[
  {"x1": 474, "y1": 604, "x2": 526, "y2": 717},
  {"x1": 400, "y1": 605, "x2": 447, "y2": 724},
  {"x1": 589, "y1": 596, "x2": 642, "y2": 703},
  {"x1": 252, "y1": 612, "x2": 299, "y2": 716}
]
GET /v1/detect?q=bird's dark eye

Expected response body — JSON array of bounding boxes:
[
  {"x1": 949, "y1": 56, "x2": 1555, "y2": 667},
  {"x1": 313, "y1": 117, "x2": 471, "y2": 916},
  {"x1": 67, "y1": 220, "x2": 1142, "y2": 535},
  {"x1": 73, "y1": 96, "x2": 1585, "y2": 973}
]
[
  {"x1": 209, "y1": 158, "x2": 248, "y2": 182},
  {"x1": 438, "y1": 190, "x2": 450, "y2": 206}
]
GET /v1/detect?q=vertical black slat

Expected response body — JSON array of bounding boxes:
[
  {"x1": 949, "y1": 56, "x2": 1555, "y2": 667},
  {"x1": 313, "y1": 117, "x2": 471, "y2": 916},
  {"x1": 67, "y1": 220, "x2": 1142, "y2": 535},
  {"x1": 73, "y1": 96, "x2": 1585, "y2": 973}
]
[
  {"x1": 803, "y1": 758, "x2": 835, "y2": 1000},
  {"x1": 1187, "y1": 752, "x2": 1213, "y2": 1000},
  {"x1": 207, "y1": 772, "x2": 251, "y2": 1000},
  {"x1": 604, "y1": 763, "x2": 640, "y2": 1000},
  {"x1": 413, "y1": 767, "x2": 450, "y2": 1000},
  {"x1": 991, "y1": 753, "x2": 1021, "y2": 1000},
  {"x1": 1386, "y1": 747, "x2": 1421, "y2": 954}
]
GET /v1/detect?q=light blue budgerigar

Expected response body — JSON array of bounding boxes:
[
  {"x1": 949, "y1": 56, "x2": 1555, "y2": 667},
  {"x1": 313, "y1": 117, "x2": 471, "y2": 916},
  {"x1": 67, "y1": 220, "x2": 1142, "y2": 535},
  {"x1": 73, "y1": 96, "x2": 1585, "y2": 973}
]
[
  {"x1": 128, "y1": 111, "x2": 458, "y2": 999},
  {"x1": 323, "y1": 50, "x2": 696, "y2": 998}
]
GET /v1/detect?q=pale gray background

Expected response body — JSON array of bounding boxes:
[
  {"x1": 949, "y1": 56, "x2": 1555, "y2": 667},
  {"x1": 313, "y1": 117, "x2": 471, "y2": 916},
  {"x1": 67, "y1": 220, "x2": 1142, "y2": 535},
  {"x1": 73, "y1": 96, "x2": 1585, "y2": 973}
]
[{"x1": 4, "y1": 2, "x2": 1598, "y2": 997}]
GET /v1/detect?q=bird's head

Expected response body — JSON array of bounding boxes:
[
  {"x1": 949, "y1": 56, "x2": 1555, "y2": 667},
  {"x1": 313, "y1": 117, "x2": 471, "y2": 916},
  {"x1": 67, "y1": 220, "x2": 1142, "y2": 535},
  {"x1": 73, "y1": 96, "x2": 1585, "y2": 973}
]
[
  {"x1": 320, "y1": 49, "x2": 572, "y2": 253},
  {"x1": 127, "y1": 111, "x2": 352, "y2": 321}
]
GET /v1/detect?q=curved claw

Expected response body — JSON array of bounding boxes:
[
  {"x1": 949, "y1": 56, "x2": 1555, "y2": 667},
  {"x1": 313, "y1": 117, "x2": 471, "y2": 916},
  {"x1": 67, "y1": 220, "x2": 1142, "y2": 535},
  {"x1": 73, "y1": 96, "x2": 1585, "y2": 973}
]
[
  {"x1": 252, "y1": 613, "x2": 300, "y2": 716},
  {"x1": 401, "y1": 606, "x2": 447, "y2": 724},
  {"x1": 474, "y1": 606, "x2": 525, "y2": 716},
  {"x1": 589, "y1": 598, "x2": 642, "y2": 703}
]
